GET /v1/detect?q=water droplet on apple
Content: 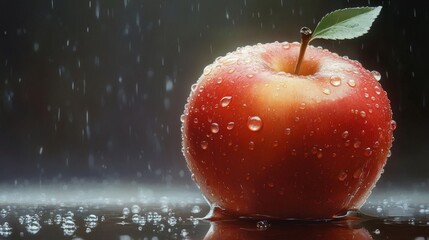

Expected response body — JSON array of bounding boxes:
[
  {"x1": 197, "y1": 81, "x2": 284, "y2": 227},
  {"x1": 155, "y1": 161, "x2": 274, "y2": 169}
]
[
  {"x1": 353, "y1": 141, "x2": 361, "y2": 149},
  {"x1": 322, "y1": 88, "x2": 331, "y2": 95},
  {"x1": 282, "y1": 42, "x2": 290, "y2": 49},
  {"x1": 273, "y1": 140, "x2": 279, "y2": 147},
  {"x1": 364, "y1": 93, "x2": 369, "y2": 98},
  {"x1": 285, "y1": 128, "x2": 291, "y2": 135},
  {"x1": 248, "y1": 141, "x2": 255, "y2": 150},
  {"x1": 390, "y1": 120, "x2": 397, "y2": 131},
  {"x1": 374, "y1": 141, "x2": 380, "y2": 148},
  {"x1": 387, "y1": 150, "x2": 392, "y2": 157},
  {"x1": 191, "y1": 84, "x2": 198, "y2": 92},
  {"x1": 220, "y1": 96, "x2": 232, "y2": 107},
  {"x1": 247, "y1": 74, "x2": 254, "y2": 78},
  {"x1": 353, "y1": 168, "x2": 363, "y2": 179},
  {"x1": 180, "y1": 114, "x2": 185, "y2": 123},
  {"x1": 193, "y1": 118, "x2": 198, "y2": 123},
  {"x1": 299, "y1": 102, "x2": 306, "y2": 109},
  {"x1": 216, "y1": 77, "x2": 223, "y2": 84},
  {"x1": 247, "y1": 116, "x2": 262, "y2": 131},
  {"x1": 211, "y1": 123, "x2": 220, "y2": 133},
  {"x1": 364, "y1": 147, "x2": 373, "y2": 157},
  {"x1": 221, "y1": 56, "x2": 238, "y2": 65},
  {"x1": 268, "y1": 182, "x2": 275, "y2": 188},
  {"x1": 201, "y1": 141, "x2": 208, "y2": 150},
  {"x1": 338, "y1": 171, "x2": 348, "y2": 181},
  {"x1": 371, "y1": 70, "x2": 381, "y2": 81},
  {"x1": 294, "y1": 117, "x2": 300, "y2": 122},
  {"x1": 347, "y1": 79, "x2": 356, "y2": 87},
  {"x1": 341, "y1": 131, "x2": 349, "y2": 139},
  {"x1": 330, "y1": 76, "x2": 342, "y2": 87},
  {"x1": 227, "y1": 122, "x2": 235, "y2": 130},
  {"x1": 345, "y1": 140, "x2": 351, "y2": 147},
  {"x1": 317, "y1": 151, "x2": 323, "y2": 159},
  {"x1": 203, "y1": 65, "x2": 212, "y2": 75},
  {"x1": 228, "y1": 68, "x2": 235, "y2": 73},
  {"x1": 360, "y1": 111, "x2": 366, "y2": 118}
]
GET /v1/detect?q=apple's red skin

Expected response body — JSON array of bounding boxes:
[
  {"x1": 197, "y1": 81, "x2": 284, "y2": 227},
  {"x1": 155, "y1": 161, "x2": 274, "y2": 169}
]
[{"x1": 182, "y1": 42, "x2": 394, "y2": 219}]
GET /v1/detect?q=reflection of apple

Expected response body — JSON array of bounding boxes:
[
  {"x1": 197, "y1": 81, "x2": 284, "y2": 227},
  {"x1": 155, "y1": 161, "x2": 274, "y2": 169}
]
[
  {"x1": 182, "y1": 42, "x2": 394, "y2": 219},
  {"x1": 203, "y1": 220, "x2": 373, "y2": 240}
]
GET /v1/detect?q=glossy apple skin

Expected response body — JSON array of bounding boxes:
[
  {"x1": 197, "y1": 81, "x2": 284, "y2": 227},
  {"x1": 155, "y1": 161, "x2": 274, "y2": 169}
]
[{"x1": 182, "y1": 42, "x2": 394, "y2": 219}]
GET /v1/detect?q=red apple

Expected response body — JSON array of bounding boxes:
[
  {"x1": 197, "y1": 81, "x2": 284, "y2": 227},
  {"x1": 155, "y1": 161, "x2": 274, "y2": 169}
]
[{"x1": 181, "y1": 41, "x2": 394, "y2": 219}]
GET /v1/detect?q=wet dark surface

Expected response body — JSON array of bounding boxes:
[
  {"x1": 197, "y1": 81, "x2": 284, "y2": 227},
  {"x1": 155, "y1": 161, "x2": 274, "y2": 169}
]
[{"x1": 1, "y1": 189, "x2": 429, "y2": 240}]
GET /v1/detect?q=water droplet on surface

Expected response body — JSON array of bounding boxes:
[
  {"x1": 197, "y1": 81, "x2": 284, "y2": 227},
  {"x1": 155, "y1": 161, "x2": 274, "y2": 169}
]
[
  {"x1": 191, "y1": 84, "x2": 198, "y2": 92},
  {"x1": 338, "y1": 171, "x2": 348, "y2": 181},
  {"x1": 216, "y1": 77, "x2": 223, "y2": 84},
  {"x1": 294, "y1": 116, "x2": 300, "y2": 122},
  {"x1": 364, "y1": 147, "x2": 373, "y2": 157},
  {"x1": 247, "y1": 116, "x2": 263, "y2": 131},
  {"x1": 130, "y1": 205, "x2": 141, "y2": 214},
  {"x1": 247, "y1": 74, "x2": 254, "y2": 78},
  {"x1": 285, "y1": 128, "x2": 291, "y2": 135},
  {"x1": 201, "y1": 141, "x2": 208, "y2": 150},
  {"x1": 228, "y1": 68, "x2": 235, "y2": 73},
  {"x1": 390, "y1": 120, "x2": 397, "y2": 131},
  {"x1": 122, "y1": 207, "x2": 130, "y2": 215},
  {"x1": 322, "y1": 88, "x2": 331, "y2": 95},
  {"x1": 330, "y1": 76, "x2": 342, "y2": 87},
  {"x1": 220, "y1": 96, "x2": 232, "y2": 107},
  {"x1": 299, "y1": 102, "x2": 306, "y2": 109},
  {"x1": 342, "y1": 131, "x2": 349, "y2": 139},
  {"x1": 227, "y1": 122, "x2": 235, "y2": 130},
  {"x1": 317, "y1": 152, "x2": 323, "y2": 159},
  {"x1": 371, "y1": 70, "x2": 381, "y2": 81},
  {"x1": 256, "y1": 220, "x2": 269, "y2": 230},
  {"x1": 191, "y1": 205, "x2": 201, "y2": 214},
  {"x1": 181, "y1": 228, "x2": 190, "y2": 237},
  {"x1": 360, "y1": 111, "x2": 366, "y2": 118},
  {"x1": 211, "y1": 123, "x2": 220, "y2": 133},
  {"x1": 347, "y1": 79, "x2": 356, "y2": 87},
  {"x1": 248, "y1": 141, "x2": 255, "y2": 150}
]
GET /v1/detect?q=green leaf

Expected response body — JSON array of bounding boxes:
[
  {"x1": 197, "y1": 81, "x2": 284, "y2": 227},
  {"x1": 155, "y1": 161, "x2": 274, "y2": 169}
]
[{"x1": 311, "y1": 6, "x2": 382, "y2": 41}]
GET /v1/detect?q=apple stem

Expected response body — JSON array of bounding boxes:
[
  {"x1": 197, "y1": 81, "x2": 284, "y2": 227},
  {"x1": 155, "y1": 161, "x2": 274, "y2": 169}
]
[{"x1": 294, "y1": 27, "x2": 312, "y2": 75}]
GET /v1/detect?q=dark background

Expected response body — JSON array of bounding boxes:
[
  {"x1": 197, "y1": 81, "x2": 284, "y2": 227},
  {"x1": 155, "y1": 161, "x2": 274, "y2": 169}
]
[{"x1": 0, "y1": 0, "x2": 427, "y2": 187}]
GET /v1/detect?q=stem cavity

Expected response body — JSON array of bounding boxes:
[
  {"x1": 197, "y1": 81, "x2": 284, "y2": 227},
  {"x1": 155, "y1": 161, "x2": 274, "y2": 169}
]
[{"x1": 294, "y1": 27, "x2": 312, "y2": 75}]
